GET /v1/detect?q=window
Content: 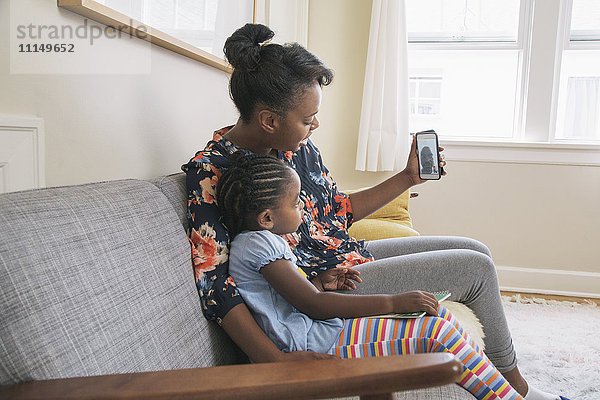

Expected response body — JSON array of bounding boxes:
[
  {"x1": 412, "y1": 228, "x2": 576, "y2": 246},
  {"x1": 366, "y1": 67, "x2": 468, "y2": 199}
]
[
  {"x1": 406, "y1": 0, "x2": 600, "y2": 147},
  {"x1": 406, "y1": 0, "x2": 527, "y2": 140},
  {"x1": 554, "y1": 0, "x2": 600, "y2": 142}
]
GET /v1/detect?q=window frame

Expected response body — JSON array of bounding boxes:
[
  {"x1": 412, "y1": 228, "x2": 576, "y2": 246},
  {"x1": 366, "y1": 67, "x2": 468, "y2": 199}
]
[
  {"x1": 550, "y1": 0, "x2": 600, "y2": 144},
  {"x1": 406, "y1": 0, "x2": 533, "y2": 142}
]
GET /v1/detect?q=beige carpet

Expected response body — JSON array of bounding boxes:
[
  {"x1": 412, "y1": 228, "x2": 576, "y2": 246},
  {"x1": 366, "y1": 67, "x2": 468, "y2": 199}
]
[{"x1": 502, "y1": 295, "x2": 600, "y2": 400}]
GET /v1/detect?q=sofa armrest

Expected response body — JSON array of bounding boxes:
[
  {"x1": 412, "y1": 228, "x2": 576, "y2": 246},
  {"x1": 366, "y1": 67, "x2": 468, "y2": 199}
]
[{"x1": 1, "y1": 353, "x2": 461, "y2": 400}]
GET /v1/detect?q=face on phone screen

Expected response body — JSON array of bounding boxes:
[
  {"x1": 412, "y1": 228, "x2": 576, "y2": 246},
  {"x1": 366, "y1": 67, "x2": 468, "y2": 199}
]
[{"x1": 416, "y1": 133, "x2": 440, "y2": 180}]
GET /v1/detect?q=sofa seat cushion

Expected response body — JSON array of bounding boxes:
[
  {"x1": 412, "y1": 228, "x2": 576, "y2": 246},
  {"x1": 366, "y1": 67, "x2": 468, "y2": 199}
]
[{"x1": 0, "y1": 179, "x2": 244, "y2": 386}]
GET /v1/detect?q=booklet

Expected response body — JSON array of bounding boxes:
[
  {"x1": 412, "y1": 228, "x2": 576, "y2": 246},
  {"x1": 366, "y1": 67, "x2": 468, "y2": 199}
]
[{"x1": 371, "y1": 291, "x2": 451, "y2": 319}]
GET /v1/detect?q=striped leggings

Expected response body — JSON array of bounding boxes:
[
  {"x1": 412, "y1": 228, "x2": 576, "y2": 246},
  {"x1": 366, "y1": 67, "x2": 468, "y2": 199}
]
[{"x1": 328, "y1": 305, "x2": 523, "y2": 400}]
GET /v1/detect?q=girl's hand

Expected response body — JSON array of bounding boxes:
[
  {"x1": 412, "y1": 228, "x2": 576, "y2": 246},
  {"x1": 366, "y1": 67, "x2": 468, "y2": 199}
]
[
  {"x1": 313, "y1": 268, "x2": 362, "y2": 291},
  {"x1": 402, "y1": 135, "x2": 447, "y2": 186},
  {"x1": 391, "y1": 291, "x2": 440, "y2": 316}
]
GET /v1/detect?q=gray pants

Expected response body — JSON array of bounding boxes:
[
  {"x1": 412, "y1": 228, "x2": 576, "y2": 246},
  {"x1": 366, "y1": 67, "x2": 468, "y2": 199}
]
[{"x1": 351, "y1": 236, "x2": 517, "y2": 372}]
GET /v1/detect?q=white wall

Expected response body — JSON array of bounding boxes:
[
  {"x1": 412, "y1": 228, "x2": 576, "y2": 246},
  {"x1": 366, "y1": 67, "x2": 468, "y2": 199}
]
[
  {"x1": 308, "y1": 0, "x2": 600, "y2": 297},
  {"x1": 307, "y1": 0, "x2": 396, "y2": 189},
  {"x1": 1, "y1": 0, "x2": 238, "y2": 187}
]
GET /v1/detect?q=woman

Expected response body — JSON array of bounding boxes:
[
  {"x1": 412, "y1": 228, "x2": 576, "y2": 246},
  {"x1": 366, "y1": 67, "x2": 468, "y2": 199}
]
[{"x1": 182, "y1": 23, "x2": 566, "y2": 400}]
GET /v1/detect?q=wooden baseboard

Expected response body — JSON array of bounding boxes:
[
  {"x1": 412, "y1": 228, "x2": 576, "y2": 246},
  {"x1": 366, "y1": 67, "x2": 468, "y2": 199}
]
[{"x1": 500, "y1": 290, "x2": 600, "y2": 306}]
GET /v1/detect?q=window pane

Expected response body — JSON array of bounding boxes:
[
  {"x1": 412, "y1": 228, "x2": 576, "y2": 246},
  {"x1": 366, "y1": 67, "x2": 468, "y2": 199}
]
[
  {"x1": 555, "y1": 50, "x2": 600, "y2": 141},
  {"x1": 420, "y1": 81, "x2": 442, "y2": 98},
  {"x1": 176, "y1": 0, "x2": 213, "y2": 31},
  {"x1": 98, "y1": 0, "x2": 252, "y2": 57},
  {"x1": 418, "y1": 99, "x2": 441, "y2": 115},
  {"x1": 102, "y1": 0, "x2": 143, "y2": 20},
  {"x1": 406, "y1": 0, "x2": 521, "y2": 42},
  {"x1": 409, "y1": 77, "x2": 442, "y2": 117},
  {"x1": 408, "y1": 50, "x2": 519, "y2": 139},
  {"x1": 145, "y1": 1, "x2": 177, "y2": 31},
  {"x1": 570, "y1": 0, "x2": 600, "y2": 41},
  {"x1": 409, "y1": 81, "x2": 417, "y2": 97}
]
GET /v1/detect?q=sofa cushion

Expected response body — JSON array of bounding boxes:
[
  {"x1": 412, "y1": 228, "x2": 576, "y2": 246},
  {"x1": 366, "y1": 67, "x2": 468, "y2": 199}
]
[
  {"x1": 344, "y1": 189, "x2": 414, "y2": 227},
  {"x1": 395, "y1": 384, "x2": 475, "y2": 399},
  {"x1": 0, "y1": 179, "x2": 245, "y2": 386},
  {"x1": 343, "y1": 189, "x2": 418, "y2": 242},
  {"x1": 365, "y1": 189, "x2": 410, "y2": 221},
  {"x1": 348, "y1": 218, "x2": 419, "y2": 241}
]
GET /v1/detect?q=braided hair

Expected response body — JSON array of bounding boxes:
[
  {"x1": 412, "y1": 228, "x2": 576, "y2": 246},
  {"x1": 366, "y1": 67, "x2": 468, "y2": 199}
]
[
  {"x1": 216, "y1": 152, "x2": 295, "y2": 237},
  {"x1": 223, "y1": 23, "x2": 334, "y2": 122}
]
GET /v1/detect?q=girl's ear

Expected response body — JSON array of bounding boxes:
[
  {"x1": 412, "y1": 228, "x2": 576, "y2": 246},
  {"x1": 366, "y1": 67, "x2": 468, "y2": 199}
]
[
  {"x1": 258, "y1": 109, "x2": 279, "y2": 134},
  {"x1": 256, "y1": 209, "x2": 275, "y2": 230}
]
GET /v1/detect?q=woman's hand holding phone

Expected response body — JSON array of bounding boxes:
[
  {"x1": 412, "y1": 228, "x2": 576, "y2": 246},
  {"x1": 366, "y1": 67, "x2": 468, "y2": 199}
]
[
  {"x1": 414, "y1": 130, "x2": 445, "y2": 180},
  {"x1": 403, "y1": 131, "x2": 446, "y2": 186}
]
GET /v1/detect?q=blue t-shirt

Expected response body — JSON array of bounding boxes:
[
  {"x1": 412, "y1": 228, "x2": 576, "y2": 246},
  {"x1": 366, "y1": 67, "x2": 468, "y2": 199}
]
[{"x1": 228, "y1": 230, "x2": 343, "y2": 356}]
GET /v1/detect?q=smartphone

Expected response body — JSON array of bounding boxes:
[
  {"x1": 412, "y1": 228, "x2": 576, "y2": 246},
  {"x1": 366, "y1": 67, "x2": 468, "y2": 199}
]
[{"x1": 415, "y1": 130, "x2": 441, "y2": 180}]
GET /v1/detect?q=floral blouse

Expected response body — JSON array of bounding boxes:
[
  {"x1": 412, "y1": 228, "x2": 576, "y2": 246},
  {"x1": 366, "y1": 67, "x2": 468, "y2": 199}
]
[{"x1": 182, "y1": 127, "x2": 373, "y2": 323}]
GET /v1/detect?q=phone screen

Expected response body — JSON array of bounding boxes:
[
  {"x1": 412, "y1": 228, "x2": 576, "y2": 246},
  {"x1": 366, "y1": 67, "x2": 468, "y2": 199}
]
[{"x1": 416, "y1": 131, "x2": 441, "y2": 180}]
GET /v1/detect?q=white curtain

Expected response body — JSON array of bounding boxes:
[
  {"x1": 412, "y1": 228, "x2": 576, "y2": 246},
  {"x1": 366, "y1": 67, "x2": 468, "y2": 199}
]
[
  {"x1": 355, "y1": 0, "x2": 410, "y2": 172},
  {"x1": 563, "y1": 77, "x2": 600, "y2": 140}
]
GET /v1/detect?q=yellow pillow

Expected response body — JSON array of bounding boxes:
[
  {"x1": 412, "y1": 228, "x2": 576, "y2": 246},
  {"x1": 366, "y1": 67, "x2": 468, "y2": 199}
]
[
  {"x1": 342, "y1": 188, "x2": 418, "y2": 241},
  {"x1": 344, "y1": 188, "x2": 411, "y2": 224},
  {"x1": 366, "y1": 190, "x2": 410, "y2": 220},
  {"x1": 348, "y1": 218, "x2": 419, "y2": 241}
]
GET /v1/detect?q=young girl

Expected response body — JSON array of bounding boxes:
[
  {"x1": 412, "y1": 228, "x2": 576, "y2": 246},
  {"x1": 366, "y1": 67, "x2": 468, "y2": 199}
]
[{"x1": 217, "y1": 152, "x2": 535, "y2": 400}]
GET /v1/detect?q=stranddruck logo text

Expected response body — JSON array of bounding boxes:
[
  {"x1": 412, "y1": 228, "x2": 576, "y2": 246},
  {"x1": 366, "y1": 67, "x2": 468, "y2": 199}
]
[{"x1": 15, "y1": 19, "x2": 149, "y2": 46}]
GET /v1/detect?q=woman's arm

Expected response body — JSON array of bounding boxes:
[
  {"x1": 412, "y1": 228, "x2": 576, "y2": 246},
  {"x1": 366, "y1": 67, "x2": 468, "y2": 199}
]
[
  {"x1": 348, "y1": 136, "x2": 445, "y2": 222},
  {"x1": 221, "y1": 304, "x2": 336, "y2": 362},
  {"x1": 261, "y1": 259, "x2": 439, "y2": 320},
  {"x1": 184, "y1": 156, "x2": 243, "y2": 321}
]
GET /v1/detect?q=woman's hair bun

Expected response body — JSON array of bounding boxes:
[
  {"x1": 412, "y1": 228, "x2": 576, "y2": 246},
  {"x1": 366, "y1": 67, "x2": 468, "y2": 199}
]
[{"x1": 223, "y1": 23, "x2": 274, "y2": 70}]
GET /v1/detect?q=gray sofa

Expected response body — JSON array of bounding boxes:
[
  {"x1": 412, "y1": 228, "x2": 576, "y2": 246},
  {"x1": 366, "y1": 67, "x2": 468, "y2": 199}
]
[{"x1": 0, "y1": 173, "x2": 473, "y2": 399}]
